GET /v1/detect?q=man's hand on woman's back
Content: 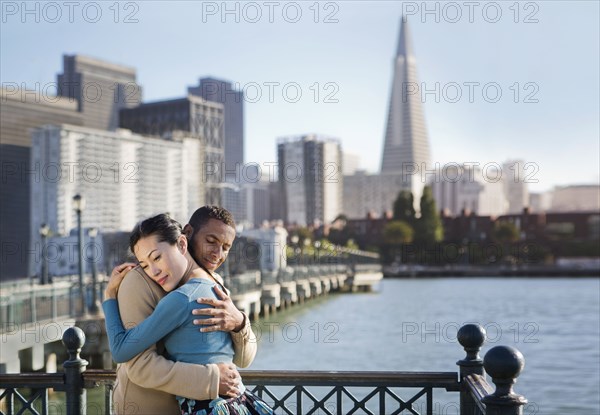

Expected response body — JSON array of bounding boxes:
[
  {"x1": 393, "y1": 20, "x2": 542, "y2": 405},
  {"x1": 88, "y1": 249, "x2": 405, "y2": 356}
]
[{"x1": 192, "y1": 285, "x2": 245, "y2": 332}]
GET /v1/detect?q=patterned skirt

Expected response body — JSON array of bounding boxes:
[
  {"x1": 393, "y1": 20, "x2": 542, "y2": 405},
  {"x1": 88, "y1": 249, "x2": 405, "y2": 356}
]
[{"x1": 178, "y1": 390, "x2": 274, "y2": 415}]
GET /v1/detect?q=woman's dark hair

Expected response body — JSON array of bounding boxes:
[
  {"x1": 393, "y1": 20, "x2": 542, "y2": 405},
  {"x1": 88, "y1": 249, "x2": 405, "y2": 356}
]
[{"x1": 129, "y1": 213, "x2": 183, "y2": 254}]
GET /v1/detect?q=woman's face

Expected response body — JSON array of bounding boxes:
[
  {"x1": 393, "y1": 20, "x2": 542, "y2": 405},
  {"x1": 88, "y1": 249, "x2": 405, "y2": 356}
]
[{"x1": 134, "y1": 234, "x2": 188, "y2": 292}]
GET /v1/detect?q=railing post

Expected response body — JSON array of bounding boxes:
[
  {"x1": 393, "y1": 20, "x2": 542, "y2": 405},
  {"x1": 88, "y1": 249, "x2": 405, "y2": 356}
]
[
  {"x1": 482, "y1": 346, "x2": 527, "y2": 415},
  {"x1": 62, "y1": 327, "x2": 89, "y2": 415},
  {"x1": 457, "y1": 323, "x2": 486, "y2": 415}
]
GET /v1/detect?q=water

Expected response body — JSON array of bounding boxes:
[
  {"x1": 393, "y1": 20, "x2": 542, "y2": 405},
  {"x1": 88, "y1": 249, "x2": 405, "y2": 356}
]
[
  {"x1": 19, "y1": 278, "x2": 599, "y2": 414},
  {"x1": 249, "y1": 278, "x2": 600, "y2": 414}
]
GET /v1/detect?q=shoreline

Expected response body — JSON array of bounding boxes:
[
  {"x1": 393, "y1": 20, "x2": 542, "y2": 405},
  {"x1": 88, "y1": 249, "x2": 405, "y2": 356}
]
[{"x1": 383, "y1": 266, "x2": 600, "y2": 278}]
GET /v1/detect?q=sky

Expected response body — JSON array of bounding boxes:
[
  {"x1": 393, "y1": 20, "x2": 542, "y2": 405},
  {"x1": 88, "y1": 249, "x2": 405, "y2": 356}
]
[{"x1": 1, "y1": 0, "x2": 599, "y2": 192}]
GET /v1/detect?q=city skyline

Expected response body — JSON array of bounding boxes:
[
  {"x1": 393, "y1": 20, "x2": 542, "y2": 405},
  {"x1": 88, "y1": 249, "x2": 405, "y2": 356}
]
[{"x1": 1, "y1": 1, "x2": 599, "y2": 192}]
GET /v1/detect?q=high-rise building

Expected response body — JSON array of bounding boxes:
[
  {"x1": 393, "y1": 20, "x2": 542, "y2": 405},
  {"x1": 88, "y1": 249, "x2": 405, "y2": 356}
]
[
  {"x1": 380, "y1": 19, "x2": 431, "y2": 208},
  {"x1": 57, "y1": 55, "x2": 142, "y2": 130},
  {"x1": 0, "y1": 87, "x2": 84, "y2": 279},
  {"x1": 343, "y1": 172, "x2": 409, "y2": 219},
  {"x1": 342, "y1": 153, "x2": 360, "y2": 176},
  {"x1": 277, "y1": 135, "x2": 342, "y2": 226},
  {"x1": 430, "y1": 164, "x2": 508, "y2": 217},
  {"x1": 119, "y1": 95, "x2": 225, "y2": 205},
  {"x1": 30, "y1": 124, "x2": 203, "y2": 276},
  {"x1": 188, "y1": 78, "x2": 244, "y2": 174},
  {"x1": 503, "y1": 160, "x2": 530, "y2": 214},
  {"x1": 550, "y1": 185, "x2": 600, "y2": 212}
]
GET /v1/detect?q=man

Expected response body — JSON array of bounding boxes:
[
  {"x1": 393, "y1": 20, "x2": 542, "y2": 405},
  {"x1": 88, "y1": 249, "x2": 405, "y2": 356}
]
[{"x1": 111, "y1": 206, "x2": 255, "y2": 414}]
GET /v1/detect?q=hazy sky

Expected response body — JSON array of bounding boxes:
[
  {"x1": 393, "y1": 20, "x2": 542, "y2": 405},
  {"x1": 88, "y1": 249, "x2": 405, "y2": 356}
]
[{"x1": 2, "y1": 0, "x2": 599, "y2": 192}]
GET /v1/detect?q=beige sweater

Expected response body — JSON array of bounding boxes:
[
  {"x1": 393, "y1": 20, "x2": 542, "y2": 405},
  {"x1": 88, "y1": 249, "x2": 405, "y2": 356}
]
[{"x1": 112, "y1": 266, "x2": 257, "y2": 414}]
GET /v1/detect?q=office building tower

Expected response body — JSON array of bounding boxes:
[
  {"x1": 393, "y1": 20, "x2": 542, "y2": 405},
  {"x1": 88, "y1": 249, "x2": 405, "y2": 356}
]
[
  {"x1": 380, "y1": 20, "x2": 431, "y2": 208},
  {"x1": 0, "y1": 87, "x2": 84, "y2": 279},
  {"x1": 430, "y1": 164, "x2": 508, "y2": 217},
  {"x1": 277, "y1": 135, "x2": 342, "y2": 226},
  {"x1": 119, "y1": 95, "x2": 225, "y2": 205},
  {"x1": 550, "y1": 185, "x2": 600, "y2": 212},
  {"x1": 503, "y1": 160, "x2": 530, "y2": 214},
  {"x1": 57, "y1": 54, "x2": 142, "y2": 130},
  {"x1": 343, "y1": 153, "x2": 360, "y2": 176},
  {"x1": 188, "y1": 78, "x2": 244, "y2": 174},
  {"x1": 343, "y1": 172, "x2": 410, "y2": 219}
]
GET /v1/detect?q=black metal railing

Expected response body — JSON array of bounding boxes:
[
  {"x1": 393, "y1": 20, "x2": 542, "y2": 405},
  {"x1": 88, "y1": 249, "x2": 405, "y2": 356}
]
[
  {"x1": 0, "y1": 323, "x2": 527, "y2": 415},
  {"x1": 242, "y1": 370, "x2": 459, "y2": 415}
]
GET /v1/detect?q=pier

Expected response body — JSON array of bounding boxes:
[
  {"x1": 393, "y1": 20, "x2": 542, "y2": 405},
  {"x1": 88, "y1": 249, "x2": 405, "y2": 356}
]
[
  {"x1": 0, "y1": 324, "x2": 529, "y2": 414},
  {"x1": 0, "y1": 264, "x2": 382, "y2": 374}
]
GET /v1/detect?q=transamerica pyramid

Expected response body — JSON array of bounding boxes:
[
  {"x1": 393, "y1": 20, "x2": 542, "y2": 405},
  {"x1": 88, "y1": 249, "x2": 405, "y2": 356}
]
[{"x1": 380, "y1": 19, "x2": 431, "y2": 204}]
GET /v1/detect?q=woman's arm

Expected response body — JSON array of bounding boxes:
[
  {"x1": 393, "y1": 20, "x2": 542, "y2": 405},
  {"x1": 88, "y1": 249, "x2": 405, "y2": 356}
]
[{"x1": 103, "y1": 284, "x2": 189, "y2": 363}]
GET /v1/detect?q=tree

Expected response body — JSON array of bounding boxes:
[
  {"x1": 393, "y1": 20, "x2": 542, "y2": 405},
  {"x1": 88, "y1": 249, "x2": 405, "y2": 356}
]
[
  {"x1": 381, "y1": 220, "x2": 414, "y2": 264},
  {"x1": 415, "y1": 186, "x2": 444, "y2": 244},
  {"x1": 493, "y1": 222, "x2": 520, "y2": 243},
  {"x1": 383, "y1": 221, "x2": 414, "y2": 245},
  {"x1": 393, "y1": 190, "x2": 416, "y2": 224}
]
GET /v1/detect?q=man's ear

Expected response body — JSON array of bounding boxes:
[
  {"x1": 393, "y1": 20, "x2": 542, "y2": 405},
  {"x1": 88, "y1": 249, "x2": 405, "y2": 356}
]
[{"x1": 183, "y1": 224, "x2": 194, "y2": 239}]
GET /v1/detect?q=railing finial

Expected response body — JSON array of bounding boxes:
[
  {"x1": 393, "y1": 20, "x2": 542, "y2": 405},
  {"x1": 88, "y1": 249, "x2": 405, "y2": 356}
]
[
  {"x1": 457, "y1": 323, "x2": 486, "y2": 372},
  {"x1": 62, "y1": 326, "x2": 88, "y2": 414},
  {"x1": 482, "y1": 345, "x2": 527, "y2": 414},
  {"x1": 63, "y1": 326, "x2": 86, "y2": 362}
]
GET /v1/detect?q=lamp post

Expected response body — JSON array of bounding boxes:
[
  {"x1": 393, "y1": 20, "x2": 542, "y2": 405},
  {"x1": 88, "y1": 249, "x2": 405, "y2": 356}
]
[
  {"x1": 314, "y1": 240, "x2": 321, "y2": 265},
  {"x1": 72, "y1": 194, "x2": 86, "y2": 315},
  {"x1": 290, "y1": 235, "x2": 299, "y2": 265},
  {"x1": 39, "y1": 224, "x2": 50, "y2": 285},
  {"x1": 88, "y1": 227, "x2": 100, "y2": 314}
]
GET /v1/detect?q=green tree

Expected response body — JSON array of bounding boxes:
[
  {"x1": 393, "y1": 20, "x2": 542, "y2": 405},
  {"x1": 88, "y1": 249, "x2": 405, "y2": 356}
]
[
  {"x1": 393, "y1": 190, "x2": 416, "y2": 224},
  {"x1": 414, "y1": 186, "x2": 444, "y2": 244},
  {"x1": 492, "y1": 222, "x2": 520, "y2": 243},
  {"x1": 381, "y1": 220, "x2": 414, "y2": 264},
  {"x1": 383, "y1": 221, "x2": 414, "y2": 245}
]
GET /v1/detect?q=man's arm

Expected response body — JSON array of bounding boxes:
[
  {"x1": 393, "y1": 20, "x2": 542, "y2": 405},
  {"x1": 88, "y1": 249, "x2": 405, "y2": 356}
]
[
  {"x1": 116, "y1": 267, "x2": 220, "y2": 399},
  {"x1": 230, "y1": 312, "x2": 257, "y2": 368}
]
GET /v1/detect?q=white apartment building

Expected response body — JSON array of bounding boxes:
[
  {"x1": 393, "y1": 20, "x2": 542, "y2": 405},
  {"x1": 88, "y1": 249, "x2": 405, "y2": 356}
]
[
  {"x1": 431, "y1": 164, "x2": 508, "y2": 217},
  {"x1": 30, "y1": 124, "x2": 204, "y2": 275},
  {"x1": 343, "y1": 172, "x2": 410, "y2": 219},
  {"x1": 503, "y1": 160, "x2": 530, "y2": 214}
]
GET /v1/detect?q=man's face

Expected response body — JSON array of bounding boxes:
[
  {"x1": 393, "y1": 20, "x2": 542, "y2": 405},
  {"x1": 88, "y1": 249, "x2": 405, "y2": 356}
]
[{"x1": 189, "y1": 218, "x2": 236, "y2": 272}]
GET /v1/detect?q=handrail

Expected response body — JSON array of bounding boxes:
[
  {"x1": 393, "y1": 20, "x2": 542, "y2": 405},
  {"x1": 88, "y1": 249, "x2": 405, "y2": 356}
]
[
  {"x1": 0, "y1": 373, "x2": 64, "y2": 389},
  {"x1": 464, "y1": 374, "x2": 492, "y2": 413},
  {"x1": 0, "y1": 324, "x2": 528, "y2": 415},
  {"x1": 241, "y1": 370, "x2": 459, "y2": 390}
]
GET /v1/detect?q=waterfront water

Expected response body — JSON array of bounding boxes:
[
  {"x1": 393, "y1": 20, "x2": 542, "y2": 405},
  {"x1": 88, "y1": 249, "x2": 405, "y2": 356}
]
[
  {"x1": 13, "y1": 278, "x2": 599, "y2": 414},
  {"x1": 250, "y1": 278, "x2": 600, "y2": 414}
]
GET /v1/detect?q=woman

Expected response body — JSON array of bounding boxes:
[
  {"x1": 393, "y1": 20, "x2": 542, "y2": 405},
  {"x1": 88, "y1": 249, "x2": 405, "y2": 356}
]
[{"x1": 103, "y1": 213, "x2": 273, "y2": 415}]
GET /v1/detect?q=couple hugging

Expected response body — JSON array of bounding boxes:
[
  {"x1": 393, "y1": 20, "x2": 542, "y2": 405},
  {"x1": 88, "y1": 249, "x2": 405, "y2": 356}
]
[{"x1": 103, "y1": 206, "x2": 273, "y2": 415}]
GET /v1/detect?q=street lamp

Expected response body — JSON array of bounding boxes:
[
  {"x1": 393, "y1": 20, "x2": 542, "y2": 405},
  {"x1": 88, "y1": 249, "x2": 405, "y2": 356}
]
[
  {"x1": 88, "y1": 227, "x2": 100, "y2": 314},
  {"x1": 314, "y1": 240, "x2": 321, "y2": 264},
  {"x1": 290, "y1": 235, "x2": 299, "y2": 265},
  {"x1": 72, "y1": 194, "x2": 86, "y2": 315},
  {"x1": 39, "y1": 224, "x2": 50, "y2": 285}
]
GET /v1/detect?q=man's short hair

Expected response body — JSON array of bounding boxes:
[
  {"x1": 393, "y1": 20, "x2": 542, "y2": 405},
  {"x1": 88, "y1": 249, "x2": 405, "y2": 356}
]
[{"x1": 188, "y1": 205, "x2": 236, "y2": 231}]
